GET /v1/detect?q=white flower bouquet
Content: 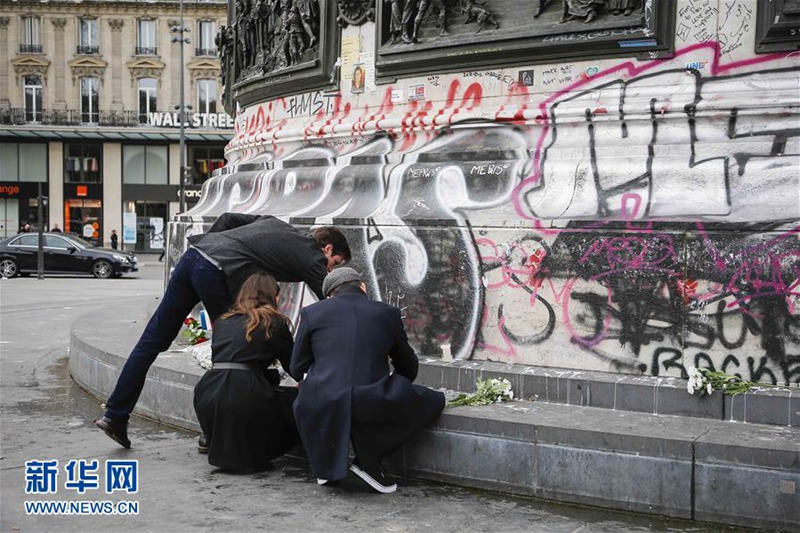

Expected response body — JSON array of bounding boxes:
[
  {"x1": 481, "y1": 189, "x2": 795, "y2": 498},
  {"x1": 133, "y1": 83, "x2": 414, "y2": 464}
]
[
  {"x1": 686, "y1": 366, "x2": 781, "y2": 397},
  {"x1": 448, "y1": 377, "x2": 514, "y2": 407}
]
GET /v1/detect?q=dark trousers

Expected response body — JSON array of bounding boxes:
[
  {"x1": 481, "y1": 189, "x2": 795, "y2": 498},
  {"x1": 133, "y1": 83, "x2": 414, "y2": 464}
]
[{"x1": 104, "y1": 248, "x2": 232, "y2": 422}]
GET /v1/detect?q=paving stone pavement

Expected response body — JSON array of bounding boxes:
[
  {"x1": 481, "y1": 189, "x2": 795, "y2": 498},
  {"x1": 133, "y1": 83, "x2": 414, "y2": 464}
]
[{"x1": 0, "y1": 272, "x2": 749, "y2": 532}]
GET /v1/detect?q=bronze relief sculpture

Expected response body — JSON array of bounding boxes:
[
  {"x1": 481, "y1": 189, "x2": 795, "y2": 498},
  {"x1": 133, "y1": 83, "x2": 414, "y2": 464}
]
[
  {"x1": 230, "y1": 0, "x2": 323, "y2": 81},
  {"x1": 335, "y1": 0, "x2": 376, "y2": 26},
  {"x1": 458, "y1": 0, "x2": 499, "y2": 33},
  {"x1": 381, "y1": 0, "x2": 646, "y2": 46}
]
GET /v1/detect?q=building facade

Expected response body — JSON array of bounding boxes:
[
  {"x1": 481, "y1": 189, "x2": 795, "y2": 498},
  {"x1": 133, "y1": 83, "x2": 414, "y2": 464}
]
[{"x1": 0, "y1": 0, "x2": 231, "y2": 251}]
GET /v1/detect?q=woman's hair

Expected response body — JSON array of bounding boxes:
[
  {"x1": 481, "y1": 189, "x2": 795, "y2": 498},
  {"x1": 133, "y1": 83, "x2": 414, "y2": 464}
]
[{"x1": 221, "y1": 272, "x2": 291, "y2": 342}]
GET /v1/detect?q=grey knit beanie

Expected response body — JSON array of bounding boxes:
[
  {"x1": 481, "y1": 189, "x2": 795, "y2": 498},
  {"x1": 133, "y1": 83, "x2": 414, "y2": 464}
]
[{"x1": 322, "y1": 267, "x2": 362, "y2": 297}]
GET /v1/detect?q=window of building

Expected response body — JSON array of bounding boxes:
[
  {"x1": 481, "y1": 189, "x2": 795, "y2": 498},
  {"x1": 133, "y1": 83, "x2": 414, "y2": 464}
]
[
  {"x1": 65, "y1": 144, "x2": 102, "y2": 184},
  {"x1": 123, "y1": 145, "x2": 168, "y2": 185},
  {"x1": 80, "y1": 77, "x2": 99, "y2": 124},
  {"x1": 138, "y1": 78, "x2": 157, "y2": 124},
  {"x1": 197, "y1": 79, "x2": 217, "y2": 115},
  {"x1": 23, "y1": 75, "x2": 42, "y2": 123},
  {"x1": 21, "y1": 16, "x2": 42, "y2": 53},
  {"x1": 0, "y1": 198, "x2": 20, "y2": 239},
  {"x1": 188, "y1": 145, "x2": 225, "y2": 184},
  {"x1": 124, "y1": 201, "x2": 167, "y2": 252},
  {"x1": 196, "y1": 21, "x2": 216, "y2": 56},
  {"x1": 136, "y1": 19, "x2": 157, "y2": 55},
  {"x1": 78, "y1": 18, "x2": 99, "y2": 54},
  {"x1": 0, "y1": 143, "x2": 47, "y2": 182},
  {"x1": 64, "y1": 198, "x2": 102, "y2": 245}
]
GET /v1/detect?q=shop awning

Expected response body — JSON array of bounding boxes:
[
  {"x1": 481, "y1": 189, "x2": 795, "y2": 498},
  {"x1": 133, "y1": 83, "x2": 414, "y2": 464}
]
[{"x1": 0, "y1": 127, "x2": 232, "y2": 143}]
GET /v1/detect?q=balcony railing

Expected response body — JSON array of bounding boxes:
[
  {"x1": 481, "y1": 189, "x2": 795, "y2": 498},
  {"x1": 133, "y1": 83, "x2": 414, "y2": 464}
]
[
  {"x1": 0, "y1": 108, "x2": 141, "y2": 127},
  {"x1": 135, "y1": 46, "x2": 157, "y2": 56},
  {"x1": 77, "y1": 45, "x2": 100, "y2": 55},
  {"x1": 0, "y1": 108, "x2": 233, "y2": 130},
  {"x1": 195, "y1": 47, "x2": 217, "y2": 57},
  {"x1": 19, "y1": 44, "x2": 43, "y2": 54}
]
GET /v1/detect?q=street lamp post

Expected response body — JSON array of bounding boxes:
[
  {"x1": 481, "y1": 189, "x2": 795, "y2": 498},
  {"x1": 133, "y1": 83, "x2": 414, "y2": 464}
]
[{"x1": 172, "y1": 1, "x2": 191, "y2": 214}]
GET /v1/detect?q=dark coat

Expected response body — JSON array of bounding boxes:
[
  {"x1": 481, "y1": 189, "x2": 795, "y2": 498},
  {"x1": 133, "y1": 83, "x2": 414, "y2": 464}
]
[
  {"x1": 188, "y1": 213, "x2": 327, "y2": 300},
  {"x1": 290, "y1": 287, "x2": 445, "y2": 480},
  {"x1": 193, "y1": 314, "x2": 299, "y2": 470}
]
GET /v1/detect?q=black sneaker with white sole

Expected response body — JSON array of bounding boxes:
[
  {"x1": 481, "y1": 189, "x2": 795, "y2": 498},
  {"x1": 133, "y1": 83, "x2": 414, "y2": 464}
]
[
  {"x1": 349, "y1": 461, "x2": 397, "y2": 494},
  {"x1": 198, "y1": 434, "x2": 209, "y2": 454}
]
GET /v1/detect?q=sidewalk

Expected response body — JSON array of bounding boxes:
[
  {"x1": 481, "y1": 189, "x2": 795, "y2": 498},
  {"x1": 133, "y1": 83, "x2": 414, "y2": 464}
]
[
  {"x1": 132, "y1": 252, "x2": 166, "y2": 268},
  {"x1": 1, "y1": 279, "x2": 726, "y2": 533}
]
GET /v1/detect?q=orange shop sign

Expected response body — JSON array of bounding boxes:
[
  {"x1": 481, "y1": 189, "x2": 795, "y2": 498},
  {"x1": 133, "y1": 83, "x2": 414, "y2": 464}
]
[{"x1": 0, "y1": 184, "x2": 21, "y2": 197}]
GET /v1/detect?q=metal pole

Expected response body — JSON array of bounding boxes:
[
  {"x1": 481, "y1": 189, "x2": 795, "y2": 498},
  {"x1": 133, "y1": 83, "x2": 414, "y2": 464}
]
[
  {"x1": 36, "y1": 182, "x2": 44, "y2": 280},
  {"x1": 178, "y1": 0, "x2": 187, "y2": 214}
]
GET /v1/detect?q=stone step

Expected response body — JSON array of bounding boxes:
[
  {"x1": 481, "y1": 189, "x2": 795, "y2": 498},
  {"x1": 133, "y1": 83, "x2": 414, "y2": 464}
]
[
  {"x1": 416, "y1": 358, "x2": 800, "y2": 428},
  {"x1": 389, "y1": 399, "x2": 799, "y2": 532}
]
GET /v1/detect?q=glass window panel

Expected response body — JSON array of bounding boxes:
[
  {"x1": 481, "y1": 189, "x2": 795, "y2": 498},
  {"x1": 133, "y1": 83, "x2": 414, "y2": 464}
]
[
  {"x1": 45, "y1": 235, "x2": 70, "y2": 249},
  {"x1": 138, "y1": 20, "x2": 156, "y2": 48},
  {"x1": 199, "y1": 21, "x2": 215, "y2": 49},
  {"x1": 23, "y1": 17, "x2": 40, "y2": 45},
  {"x1": 0, "y1": 144, "x2": 19, "y2": 182},
  {"x1": 23, "y1": 76, "x2": 42, "y2": 122},
  {"x1": 123, "y1": 145, "x2": 146, "y2": 184},
  {"x1": 189, "y1": 145, "x2": 226, "y2": 184},
  {"x1": 197, "y1": 80, "x2": 217, "y2": 115},
  {"x1": 16, "y1": 234, "x2": 39, "y2": 246},
  {"x1": 65, "y1": 144, "x2": 102, "y2": 184},
  {"x1": 18, "y1": 144, "x2": 46, "y2": 182},
  {"x1": 80, "y1": 78, "x2": 99, "y2": 123},
  {"x1": 138, "y1": 78, "x2": 157, "y2": 123},
  {"x1": 145, "y1": 146, "x2": 168, "y2": 184},
  {"x1": 80, "y1": 19, "x2": 98, "y2": 48}
]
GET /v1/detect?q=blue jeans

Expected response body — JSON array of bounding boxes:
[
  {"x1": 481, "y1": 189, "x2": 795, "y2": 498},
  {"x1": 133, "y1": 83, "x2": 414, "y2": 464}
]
[{"x1": 104, "y1": 248, "x2": 232, "y2": 422}]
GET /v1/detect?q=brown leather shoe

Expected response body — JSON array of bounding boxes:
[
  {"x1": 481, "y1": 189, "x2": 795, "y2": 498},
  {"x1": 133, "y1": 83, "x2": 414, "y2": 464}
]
[{"x1": 94, "y1": 416, "x2": 131, "y2": 449}]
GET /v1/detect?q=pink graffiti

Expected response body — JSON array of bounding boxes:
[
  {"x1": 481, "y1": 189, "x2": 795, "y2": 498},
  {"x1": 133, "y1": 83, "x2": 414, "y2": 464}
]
[
  {"x1": 476, "y1": 237, "x2": 542, "y2": 290},
  {"x1": 512, "y1": 41, "x2": 788, "y2": 222},
  {"x1": 577, "y1": 235, "x2": 680, "y2": 280},
  {"x1": 620, "y1": 193, "x2": 642, "y2": 221}
]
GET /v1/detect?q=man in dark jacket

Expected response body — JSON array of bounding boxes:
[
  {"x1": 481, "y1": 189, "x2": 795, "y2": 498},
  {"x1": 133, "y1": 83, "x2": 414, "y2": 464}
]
[
  {"x1": 95, "y1": 213, "x2": 350, "y2": 449},
  {"x1": 291, "y1": 267, "x2": 445, "y2": 493}
]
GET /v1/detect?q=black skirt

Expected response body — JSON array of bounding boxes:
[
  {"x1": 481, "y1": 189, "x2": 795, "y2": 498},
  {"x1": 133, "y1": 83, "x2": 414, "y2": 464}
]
[{"x1": 194, "y1": 368, "x2": 299, "y2": 470}]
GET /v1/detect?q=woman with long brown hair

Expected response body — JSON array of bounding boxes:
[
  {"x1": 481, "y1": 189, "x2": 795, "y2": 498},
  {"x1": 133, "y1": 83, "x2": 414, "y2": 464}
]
[{"x1": 193, "y1": 272, "x2": 298, "y2": 470}]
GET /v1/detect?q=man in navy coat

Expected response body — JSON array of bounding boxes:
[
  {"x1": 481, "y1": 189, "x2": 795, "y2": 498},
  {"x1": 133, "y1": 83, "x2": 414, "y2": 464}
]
[{"x1": 290, "y1": 267, "x2": 445, "y2": 493}]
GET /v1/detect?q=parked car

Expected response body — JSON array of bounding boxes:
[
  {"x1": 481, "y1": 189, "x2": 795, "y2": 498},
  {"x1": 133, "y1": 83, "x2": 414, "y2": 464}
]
[{"x1": 0, "y1": 232, "x2": 138, "y2": 279}]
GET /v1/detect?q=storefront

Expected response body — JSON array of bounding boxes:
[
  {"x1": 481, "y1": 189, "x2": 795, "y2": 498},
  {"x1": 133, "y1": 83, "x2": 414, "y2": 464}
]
[
  {"x1": 122, "y1": 184, "x2": 178, "y2": 253},
  {"x1": 0, "y1": 181, "x2": 49, "y2": 237},
  {"x1": 64, "y1": 183, "x2": 103, "y2": 245},
  {"x1": 2, "y1": 129, "x2": 230, "y2": 248},
  {"x1": 0, "y1": 142, "x2": 49, "y2": 237}
]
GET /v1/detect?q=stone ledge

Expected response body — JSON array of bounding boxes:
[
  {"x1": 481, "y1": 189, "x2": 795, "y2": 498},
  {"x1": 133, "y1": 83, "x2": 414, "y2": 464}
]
[
  {"x1": 69, "y1": 301, "x2": 800, "y2": 531},
  {"x1": 416, "y1": 358, "x2": 799, "y2": 427}
]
